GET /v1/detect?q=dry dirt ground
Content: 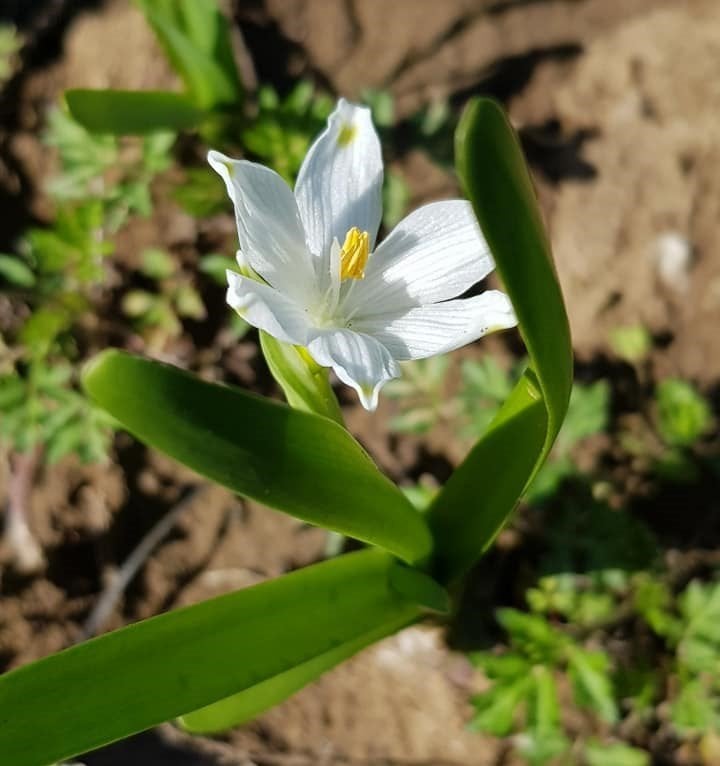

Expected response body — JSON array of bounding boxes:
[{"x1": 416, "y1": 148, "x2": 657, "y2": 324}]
[{"x1": 1, "y1": 1, "x2": 719, "y2": 764}]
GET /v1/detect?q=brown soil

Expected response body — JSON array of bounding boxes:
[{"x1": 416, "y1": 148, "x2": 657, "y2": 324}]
[{"x1": 1, "y1": 0, "x2": 719, "y2": 764}]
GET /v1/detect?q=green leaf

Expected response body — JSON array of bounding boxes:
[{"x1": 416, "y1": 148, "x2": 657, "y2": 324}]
[
  {"x1": 43, "y1": 107, "x2": 118, "y2": 196},
  {"x1": 670, "y1": 678, "x2": 720, "y2": 735},
  {"x1": 471, "y1": 651, "x2": 531, "y2": 681},
  {"x1": 82, "y1": 350, "x2": 431, "y2": 565},
  {"x1": 19, "y1": 307, "x2": 72, "y2": 355},
  {"x1": 180, "y1": 612, "x2": 413, "y2": 733},
  {"x1": 66, "y1": 89, "x2": 204, "y2": 135},
  {"x1": 585, "y1": 740, "x2": 650, "y2": 766},
  {"x1": 121, "y1": 290, "x2": 156, "y2": 318},
  {"x1": 554, "y1": 380, "x2": 610, "y2": 456},
  {"x1": 382, "y1": 170, "x2": 409, "y2": 228},
  {"x1": 174, "y1": 285, "x2": 206, "y2": 320},
  {"x1": 427, "y1": 97, "x2": 572, "y2": 583},
  {"x1": 567, "y1": 646, "x2": 618, "y2": 723},
  {"x1": 134, "y1": 0, "x2": 242, "y2": 109},
  {"x1": 173, "y1": 167, "x2": 230, "y2": 217},
  {"x1": 633, "y1": 575, "x2": 679, "y2": 640},
  {"x1": 497, "y1": 607, "x2": 566, "y2": 664},
  {"x1": 609, "y1": 324, "x2": 652, "y2": 364},
  {"x1": 528, "y1": 665, "x2": 561, "y2": 736},
  {"x1": 139, "y1": 247, "x2": 175, "y2": 279},
  {"x1": 198, "y1": 252, "x2": 237, "y2": 284},
  {"x1": 429, "y1": 371, "x2": 548, "y2": 580},
  {"x1": 516, "y1": 729, "x2": 569, "y2": 766},
  {"x1": 0, "y1": 550, "x2": 433, "y2": 766},
  {"x1": 655, "y1": 378, "x2": 713, "y2": 448},
  {"x1": 0, "y1": 253, "x2": 35, "y2": 286},
  {"x1": 260, "y1": 332, "x2": 345, "y2": 426},
  {"x1": 178, "y1": 564, "x2": 448, "y2": 735},
  {"x1": 470, "y1": 676, "x2": 531, "y2": 736}
]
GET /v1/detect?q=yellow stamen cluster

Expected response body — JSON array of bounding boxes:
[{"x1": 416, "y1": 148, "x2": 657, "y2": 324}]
[{"x1": 339, "y1": 227, "x2": 369, "y2": 281}]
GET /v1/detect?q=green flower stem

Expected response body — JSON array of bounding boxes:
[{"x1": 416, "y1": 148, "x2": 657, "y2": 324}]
[{"x1": 260, "y1": 331, "x2": 345, "y2": 426}]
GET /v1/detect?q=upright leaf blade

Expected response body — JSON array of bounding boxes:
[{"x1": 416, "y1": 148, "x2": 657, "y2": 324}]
[
  {"x1": 83, "y1": 350, "x2": 431, "y2": 565},
  {"x1": 428, "y1": 98, "x2": 572, "y2": 583},
  {"x1": 0, "y1": 551, "x2": 428, "y2": 766},
  {"x1": 135, "y1": 0, "x2": 242, "y2": 108},
  {"x1": 66, "y1": 89, "x2": 205, "y2": 135},
  {"x1": 458, "y1": 99, "x2": 572, "y2": 441}
]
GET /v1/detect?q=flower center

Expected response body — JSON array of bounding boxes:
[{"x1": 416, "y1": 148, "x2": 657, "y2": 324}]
[{"x1": 339, "y1": 227, "x2": 369, "y2": 281}]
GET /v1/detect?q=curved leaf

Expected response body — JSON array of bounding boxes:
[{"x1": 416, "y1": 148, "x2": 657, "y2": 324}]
[
  {"x1": 428, "y1": 98, "x2": 573, "y2": 583},
  {"x1": 83, "y1": 350, "x2": 431, "y2": 565},
  {"x1": 66, "y1": 89, "x2": 205, "y2": 135},
  {"x1": 0, "y1": 550, "x2": 437, "y2": 766}
]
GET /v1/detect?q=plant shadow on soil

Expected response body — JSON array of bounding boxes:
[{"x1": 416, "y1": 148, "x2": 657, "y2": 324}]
[{"x1": 82, "y1": 729, "x2": 224, "y2": 766}]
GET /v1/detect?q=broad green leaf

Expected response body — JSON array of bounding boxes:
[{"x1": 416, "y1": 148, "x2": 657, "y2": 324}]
[
  {"x1": 134, "y1": 0, "x2": 241, "y2": 108},
  {"x1": 180, "y1": 563, "x2": 450, "y2": 734},
  {"x1": 0, "y1": 550, "x2": 438, "y2": 766},
  {"x1": 83, "y1": 350, "x2": 431, "y2": 565},
  {"x1": 456, "y1": 98, "x2": 573, "y2": 438},
  {"x1": 260, "y1": 331, "x2": 344, "y2": 426},
  {"x1": 180, "y1": 612, "x2": 412, "y2": 733},
  {"x1": 429, "y1": 371, "x2": 547, "y2": 580},
  {"x1": 66, "y1": 90, "x2": 204, "y2": 135},
  {"x1": 427, "y1": 98, "x2": 572, "y2": 583}
]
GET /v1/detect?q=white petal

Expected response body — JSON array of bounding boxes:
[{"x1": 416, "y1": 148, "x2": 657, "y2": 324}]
[
  {"x1": 343, "y1": 200, "x2": 494, "y2": 317},
  {"x1": 226, "y1": 271, "x2": 311, "y2": 346},
  {"x1": 208, "y1": 150, "x2": 314, "y2": 303},
  {"x1": 307, "y1": 329, "x2": 400, "y2": 410},
  {"x1": 351, "y1": 290, "x2": 517, "y2": 361},
  {"x1": 295, "y1": 99, "x2": 383, "y2": 272}
]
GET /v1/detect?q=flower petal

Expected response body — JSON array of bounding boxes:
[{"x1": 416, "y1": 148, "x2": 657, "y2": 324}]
[
  {"x1": 209, "y1": 150, "x2": 314, "y2": 303},
  {"x1": 295, "y1": 99, "x2": 383, "y2": 272},
  {"x1": 351, "y1": 290, "x2": 517, "y2": 361},
  {"x1": 343, "y1": 200, "x2": 494, "y2": 317},
  {"x1": 226, "y1": 271, "x2": 311, "y2": 346},
  {"x1": 307, "y1": 329, "x2": 400, "y2": 410}
]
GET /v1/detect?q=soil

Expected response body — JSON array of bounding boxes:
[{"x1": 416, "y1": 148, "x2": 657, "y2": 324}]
[{"x1": 1, "y1": 0, "x2": 719, "y2": 764}]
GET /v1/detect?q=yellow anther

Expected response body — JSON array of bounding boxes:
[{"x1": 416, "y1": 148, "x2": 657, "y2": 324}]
[{"x1": 339, "y1": 227, "x2": 369, "y2": 280}]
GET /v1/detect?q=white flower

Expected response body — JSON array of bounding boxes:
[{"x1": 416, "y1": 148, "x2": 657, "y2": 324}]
[{"x1": 209, "y1": 99, "x2": 517, "y2": 410}]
